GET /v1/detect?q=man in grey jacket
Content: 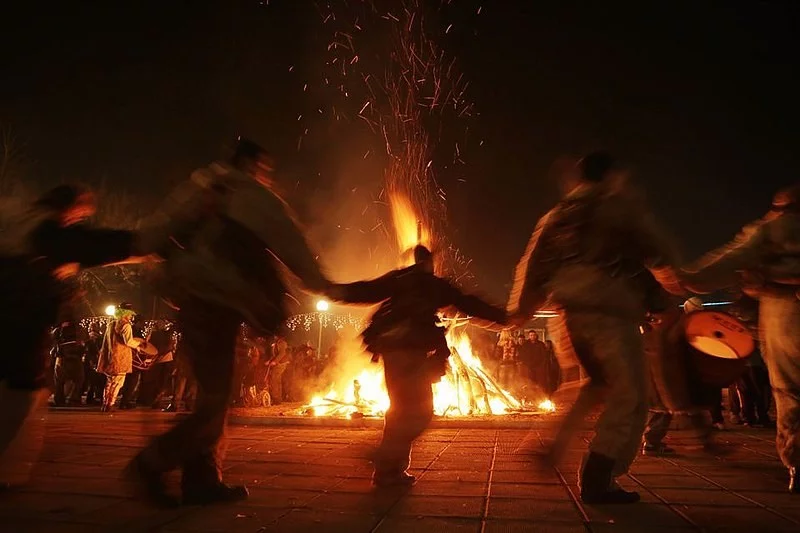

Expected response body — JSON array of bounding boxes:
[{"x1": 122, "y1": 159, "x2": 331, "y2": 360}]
[{"x1": 127, "y1": 139, "x2": 334, "y2": 506}]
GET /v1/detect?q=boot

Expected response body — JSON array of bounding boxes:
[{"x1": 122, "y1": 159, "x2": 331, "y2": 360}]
[
  {"x1": 579, "y1": 452, "x2": 640, "y2": 504},
  {"x1": 642, "y1": 443, "x2": 675, "y2": 456},
  {"x1": 372, "y1": 469, "x2": 416, "y2": 488},
  {"x1": 123, "y1": 454, "x2": 180, "y2": 508},
  {"x1": 182, "y1": 483, "x2": 249, "y2": 505},
  {"x1": 181, "y1": 452, "x2": 249, "y2": 505},
  {"x1": 790, "y1": 468, "x2": 799, "y2": 494}
]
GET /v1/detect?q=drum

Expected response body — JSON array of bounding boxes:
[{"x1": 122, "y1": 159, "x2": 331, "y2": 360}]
[
  {"x1": 132, "y1": 338, "x2": 158, "y2": 371},
  {"x1": 684, "y1": 311, "x2": 754, "y2": 389}
]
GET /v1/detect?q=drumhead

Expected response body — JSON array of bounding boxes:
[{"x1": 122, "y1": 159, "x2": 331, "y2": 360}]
[
  {"x1": 687, "y1": 336, "x2": 740, "y2": 359},
  {"x1": 684, "y1": 311, "x2": 754, "y2": 359}
]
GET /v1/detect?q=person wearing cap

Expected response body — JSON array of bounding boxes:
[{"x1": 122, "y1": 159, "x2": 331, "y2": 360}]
[
  {"x1": 681, "y1": 183, "x2": 800, "y2": 493},
  {"x1": 508, "y1": 152, "x2": 683, "y2": 504},
  {"x1": 127, "y1": 138, "x2": 334, "y2": 506},
  {"x1": 329, "y1": 244, "x2": 508, "y2": 487},
  {"x1": 96, "y1": 303, "x2": 145, "y2": 412}
]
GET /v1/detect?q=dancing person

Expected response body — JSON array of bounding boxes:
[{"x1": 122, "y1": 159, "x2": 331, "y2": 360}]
[
  {"x1": 508, "y1": 153, "x2": 683, "y2": 504},
  {"x1": 681, "y1": 183, "x2": 800, "y2": 493},
  {"x1": 330, "y1": 244, "x2": 508, "y2": 487},
  {"x1": 0, "y1": 185, "x2": 143, "y2": 491},
  {"x1": 126, "y1": 138, "x2": 334, "y2": 506}
]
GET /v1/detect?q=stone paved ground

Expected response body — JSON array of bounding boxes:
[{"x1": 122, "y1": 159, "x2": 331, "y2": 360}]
[{"x1": 0, "y1": 411, "x2": 798, "y2": 533}]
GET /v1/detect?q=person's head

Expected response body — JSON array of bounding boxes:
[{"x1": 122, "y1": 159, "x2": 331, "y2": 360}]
[
  {"x1": 230, "y1": 137, "x2": 276, "y2": 186},
  {"x1": 545, "y1": 340, "x2": 554, "y2": 350},
  {"x1": 34, "y1": 184, "x2": 96, "y2": 226},
  {"x1": 527, "y1": 331, "x2": 539, "y2": 342},
  {"x1": 559, "y1": 151, "x2": 627, "y2": 195},
  {"x1": 770, "y1": 183, "x2": 800, "y2": 215},
  {"x1": 115, "y1": 302, "x2": 136, "y2": 323},
  {"x1": 413, "y1": 245, "x2": 434, "y2": 273}
]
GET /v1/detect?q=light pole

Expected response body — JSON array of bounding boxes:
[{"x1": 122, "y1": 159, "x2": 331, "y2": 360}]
[{"x1": 315, "y1": 300, "x2": 329, "y2": 357}]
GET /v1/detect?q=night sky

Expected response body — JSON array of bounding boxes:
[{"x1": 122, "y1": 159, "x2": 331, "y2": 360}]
[{"x1": 2, "y1": 0, "x2": 798, "y2": 303}]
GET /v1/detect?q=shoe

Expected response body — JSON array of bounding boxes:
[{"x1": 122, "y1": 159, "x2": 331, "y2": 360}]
[
  {"x1": 162, "y1": 404, "x2": 177, "y2": 413},
  {"x1": 372, "y1": 471, "x2": 416, "y2": 488},
  {"x1": 123, "y1": 455, "x2": 180, "y2": 508},
  {"x1": 642, "y1": 443, "x2": 675, "y2": 456},
  {"x1": 790, "y1": 468, "x2": 799, "y2": 494},
  {"x1": 182, "y1": 483, "x2": 249, "y2": 505},
  {"x1": 712, "y1": 422, "x2": 725, "y2": 431},
  {"x1": 579, "y1": 452, "x2": 640, "y2": 504}
]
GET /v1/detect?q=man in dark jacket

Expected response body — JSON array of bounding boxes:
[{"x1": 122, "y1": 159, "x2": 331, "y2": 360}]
[{"x1": 331, "y1": 245, "x2": 507, "y2": 486}]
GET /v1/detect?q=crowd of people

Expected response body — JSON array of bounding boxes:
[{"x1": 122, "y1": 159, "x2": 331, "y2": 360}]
[
  {"x1": 47, "y1": 316, "x2": 335, "y2": 412},
  {"x1": 2, "y1": 140, "x2": 799, "y2": 508}
]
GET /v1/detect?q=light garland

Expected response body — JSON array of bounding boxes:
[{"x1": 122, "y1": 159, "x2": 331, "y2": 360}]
[
  {"x1": 78, "y1": 317, "x2": 180, "y2": 344},
  {"x1": 285, "y1": 312, "x2": 366, "y2": 332}
]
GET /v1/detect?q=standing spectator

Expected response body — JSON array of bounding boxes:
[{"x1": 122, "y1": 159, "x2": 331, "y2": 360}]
[
  {"x1": 139, "y1": 322, "x2": 176, "y2": 409},
  {"x1": 268, "y1": 338, "x2": 290, "y2": 405},
  {"x1": 97, "y1": 303, "x2": 145, "y2": 412},
  {"x1": 52, "y1": 320, "x2": 86, "y2": 406},
  {"x1": 83, "y1": 322, "x2": 105, "y2": 405},
  {"x1": 119, "y1": 315, "x2": 148, "y2": 409},
  {"x1": 518, "y1": 330, "x2": 548, "y2": 399},
  {"x1": 497, "y1": 330, "x2": 519, "y2": 391}
]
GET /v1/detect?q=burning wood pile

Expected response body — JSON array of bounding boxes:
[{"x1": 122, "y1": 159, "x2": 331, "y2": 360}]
[{"x1": 299, "y1": 328, "x2": 556, "y2": 419}]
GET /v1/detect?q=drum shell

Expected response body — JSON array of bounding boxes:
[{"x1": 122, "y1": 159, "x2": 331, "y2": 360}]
[
  {"x1": 686, "y1": 345, "x2": 750, "y2": 389},
  {"x1": 647, "y1": 310, "x2": 752, "y2": 411},
  {"x1": 684, "y1": 311, "x2": 754, "y2": 390}
]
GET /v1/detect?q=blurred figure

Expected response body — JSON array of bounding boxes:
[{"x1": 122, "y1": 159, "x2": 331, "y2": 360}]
[
  {"x1": 508, "y1": 153, "x2": 683, "y2": 504},
  {"x1": 127, "y1": 138, "x2": 334, "y2": 506},
  {"x1": 682, "y1": 183, "x2": 800, "y2": 493},
  {"x1": 330, "y1": 245, "x2": 507, "y2": 487},
  {"x1": 0, "y1": 184, "x2": 142, "y2": 490}
]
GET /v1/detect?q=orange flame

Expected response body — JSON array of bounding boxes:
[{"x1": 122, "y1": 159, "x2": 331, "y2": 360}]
[
  {"x1": 304, "y1": 328, "x2": 527, "y2": 417},
  {"x1": 300, "y1": 193, "x2": 552, "y2": 418},
  {"x1": 389, "y1": 191, "x2": 431, "y2": 266}
]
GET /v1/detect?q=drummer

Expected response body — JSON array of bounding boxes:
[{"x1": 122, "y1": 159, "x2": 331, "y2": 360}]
[
  {"x1": 96, "y1": 303, "x2": 148, "y2": 413},
  {"x1": 681, "y1": 183, "x2": 800, "y2": 493},
  {"x1": 642, "y1": 297, "x2": 719, "y2": 455}
]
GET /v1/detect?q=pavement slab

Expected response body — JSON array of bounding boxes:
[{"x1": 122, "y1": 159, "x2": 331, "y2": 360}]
[{"x1": 0, "y1": 411, "x2": 798, "y2": 532}]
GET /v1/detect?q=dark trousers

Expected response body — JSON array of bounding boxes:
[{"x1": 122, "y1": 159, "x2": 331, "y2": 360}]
[
  {"x1": 53, "y1": 358, "x2": 84, "y2": 405},
  {"x1": 375, "y1": 351, "x2": 434, "y2": 476},
  {"x1": 735, "y1": 367, "x2": 772, "y2": 424},
  {"x1": 643, "y1": 411, "x2": 672, "y2": 446},
  {"x1": 709, "y1": 388, "x2": 725, "y2": 424},
  {"x1": 139, "y1": 362, "x2": 174, "y2": 407},
  {"x1": 141, "y1": 299, "x2": 242, "y2": 490},
  {"x1": 83, "y1": 363, "x2": 105, "y2": 404},
  {"x1": 120, "y1": 369, "x2": 143, "y2": 407}
]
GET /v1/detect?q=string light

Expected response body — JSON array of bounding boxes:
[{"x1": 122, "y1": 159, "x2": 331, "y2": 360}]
[{"x1": 285, "y1": 312, "x2": 365, "y2": 332}]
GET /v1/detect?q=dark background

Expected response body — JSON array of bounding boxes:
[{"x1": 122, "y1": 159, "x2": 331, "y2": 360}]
[{"x1": 2, "y1": 0, "x2": 798, "y2": 303}]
